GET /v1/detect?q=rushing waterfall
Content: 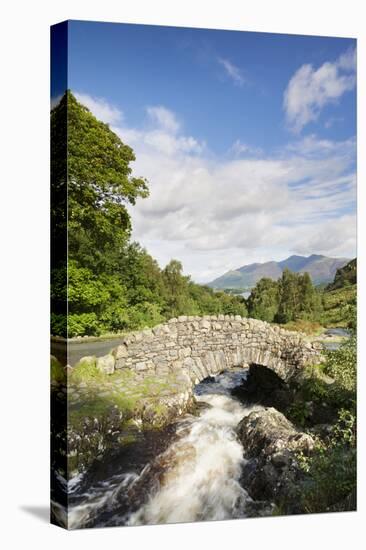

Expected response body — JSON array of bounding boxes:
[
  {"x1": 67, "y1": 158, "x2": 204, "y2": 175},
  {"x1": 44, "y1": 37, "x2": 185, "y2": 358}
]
[{"x1": 66, "y1": 369, "x2": 263, "y2": 529}]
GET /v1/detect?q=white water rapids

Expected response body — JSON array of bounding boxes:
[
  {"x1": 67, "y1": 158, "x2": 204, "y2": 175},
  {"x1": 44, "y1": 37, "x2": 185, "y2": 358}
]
[{"x1": 66, "y1": 370, "x2": 263, "y2": 528}]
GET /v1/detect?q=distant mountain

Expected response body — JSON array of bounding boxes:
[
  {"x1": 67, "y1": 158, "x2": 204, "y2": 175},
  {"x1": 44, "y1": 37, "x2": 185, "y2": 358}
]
[{"x1": 208, "y1": 254, "x2": 350, "y2": 289}]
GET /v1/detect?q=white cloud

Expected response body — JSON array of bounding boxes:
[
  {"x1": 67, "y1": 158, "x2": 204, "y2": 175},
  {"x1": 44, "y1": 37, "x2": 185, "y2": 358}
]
[
  {"x1": 74, "y1": 92, "x2": 123, "y2": 125},
  {"x1": 126, "y1": 133, "x2": 356, "y2": 281},
  {"x1": 218, "y1": 57, "x2": 246, "y2": 86},
  {"x1": 73, "y1": 92, "x2": 356, "y2": 282},
  {"x1": 283, "y1": 48, "x2": 356, "y2": 133},
  {"x1": 337, "y1": 47, "x2": 356, "y2": 72},
  {"x1": 113, "y1": 105, "x2": 205, "y2": 157},
  {"x1": 146, "y1": 106, "x2": 180, "y2": 133},
  {"x1": 230, "y1": 139, "x2": 263, "y2": 157}
]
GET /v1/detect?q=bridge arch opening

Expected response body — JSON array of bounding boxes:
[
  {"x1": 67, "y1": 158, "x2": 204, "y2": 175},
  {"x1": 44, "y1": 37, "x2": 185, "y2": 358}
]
[{"x1": 231, "y1": 363, "x2": 292, "y2": 411}]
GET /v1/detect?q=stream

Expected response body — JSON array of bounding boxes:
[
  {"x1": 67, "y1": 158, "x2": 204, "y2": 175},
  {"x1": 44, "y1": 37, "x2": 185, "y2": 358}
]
[{"x1": 64, "y1": 369, "x2": 264, "y2": 529}]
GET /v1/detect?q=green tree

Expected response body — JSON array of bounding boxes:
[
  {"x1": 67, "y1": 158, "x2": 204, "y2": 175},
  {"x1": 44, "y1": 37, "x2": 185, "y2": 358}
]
[
  {"x1": 298, "y1": 272, "x2": 323, "y2": 320},
  {"x1": 276, "y1": 269, "x2": 322, "y2": 323},
  {"x1": 276, "y1": 269, "x2": 300, "y2": 323},
  {"x1": 162, "y1": 260, "x2": 199, "y2": 317},
  {"x1": 51, "y1": 91, "x2": 149, "y2": 336},
  {"x1": 65, "y1": 91, "x2": 149, "y2": 272},
  {"x1": 247, "y1": 278, "x2": 280, "y2": 322}
]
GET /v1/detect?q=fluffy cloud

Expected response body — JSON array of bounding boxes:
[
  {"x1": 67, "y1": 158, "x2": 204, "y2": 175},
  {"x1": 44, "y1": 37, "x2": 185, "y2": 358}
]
[
  {"x1": 146, "y1": 106, "x2": 180, "y2": 134},
  {"x1": 74, "y1": 92, "x2": 356, "y2": 282},
  {"x1": 112, "y1": 106, "x2": 205, "y2": 157},
  {"x1": 218, "y1": 57, "x2": 246, "y2": 86},
  {"x1": 74, "y1": 92, "x2": 123, "y2": 125},
  {"x1": 283, "y1": 48, "x2": 356, "y2": 133},
  {"x1": 125, "y1": 133, "x2": 356, "y2": 280}
]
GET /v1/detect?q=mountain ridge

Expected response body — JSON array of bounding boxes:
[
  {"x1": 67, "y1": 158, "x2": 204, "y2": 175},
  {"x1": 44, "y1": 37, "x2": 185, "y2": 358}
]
[{"x1": 208, "y1": 254, "x2": 351, "y2": 289}]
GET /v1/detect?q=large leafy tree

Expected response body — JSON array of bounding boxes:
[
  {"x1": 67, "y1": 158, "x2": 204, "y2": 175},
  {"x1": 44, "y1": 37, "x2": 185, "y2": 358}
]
[
  {"x1": 276, "y1": 269, "x2": 322, "y2": 323},
  {"x1": 65, "y1": 91, "x2": 149, "y2": 272},
  {"x1": 247, "y1": 277, "x2": 280, "y2": 322},
  {"x1": 51, "y1": 91, "x2": 149, "y2": 335}
]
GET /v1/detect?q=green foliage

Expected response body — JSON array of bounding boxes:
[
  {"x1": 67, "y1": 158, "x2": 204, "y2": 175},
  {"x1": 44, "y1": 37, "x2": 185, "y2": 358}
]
[
  {"x1": 281, "y1": 320, "x2": 323, "y2": 335},
  {"x1": 66, "y1": 91, "x2": 148, "y2": 273},
  {"x1": 320, "y1": 258, "x2": 357, "y2": 327},
  {"x1": 294, "y1": 334, "x2": 357, "y2": 512},
  {"x1": 50, "y1": 356, "x2": 66, "y2": 384},
  {"x1": 50, "y1": 313, "x2": 67, "y2": 337},
  {"x1": 326, "y1": 258, "x2": 357, "y2": 291},
  {"x1": 297, "y1": 409, "x2": 356, "y2": 513},
  {"x1": 69, "y1": 357, "x2": 102, "y2": 383},
  {"x1": 276, "y1": 269, "x2": 322, "y2": 323},
  {"x1": 247, "y1": 270, "x2": 322, "y2": 325},
  {"x1": 324, "y1": 334, "x2": 357, "y2": 401},
  {"x1": 68, "y1": 313, "x2": 101, "y2": 337},
  {"x1": 247, "y1": 260, "x2": 357, "y2": 330},
  {"x1": 247, "y1": 278, "x2": 279, "y2": 322},
  {"x1": 287, "y1": 400, "x2": 313, "y2": 426},
  {"x1": 320, "y1": 284, "x2": 357, "y2": 328}
]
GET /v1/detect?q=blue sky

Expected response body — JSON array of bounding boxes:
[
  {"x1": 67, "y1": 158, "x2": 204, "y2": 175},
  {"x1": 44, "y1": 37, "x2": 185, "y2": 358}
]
[{"x1": 54, "y1": 20, "x2": 357, "y2": 282}]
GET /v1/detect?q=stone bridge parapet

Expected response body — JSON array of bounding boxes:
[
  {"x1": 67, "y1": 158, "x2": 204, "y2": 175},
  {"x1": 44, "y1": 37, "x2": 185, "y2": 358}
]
[{"x1": 110, "y1": 315, "x2": 321, "y2": 388}]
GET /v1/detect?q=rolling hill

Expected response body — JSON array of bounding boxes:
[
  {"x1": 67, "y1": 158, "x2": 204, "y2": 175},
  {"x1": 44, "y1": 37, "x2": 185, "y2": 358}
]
[{"x1": 208, "y1": 254, "x2": 350, "y2": 289}]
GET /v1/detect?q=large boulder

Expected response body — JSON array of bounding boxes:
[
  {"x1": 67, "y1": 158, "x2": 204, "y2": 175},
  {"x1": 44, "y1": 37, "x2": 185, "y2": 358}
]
[
  {"x1": 237, "y1": 407, "x2": 314, "y2": 458},
  {"x1": 237, "y1": 407, "x2": 314, "y2": 511}
]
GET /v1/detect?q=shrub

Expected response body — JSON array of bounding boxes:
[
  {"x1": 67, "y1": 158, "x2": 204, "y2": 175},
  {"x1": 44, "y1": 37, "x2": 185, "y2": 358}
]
[
  {"x1": 297, "y1": 409, "x2": 356, "y2": 512},
  {"x1": 68, "y1": 313, "x2": 101, "y2": 337}
]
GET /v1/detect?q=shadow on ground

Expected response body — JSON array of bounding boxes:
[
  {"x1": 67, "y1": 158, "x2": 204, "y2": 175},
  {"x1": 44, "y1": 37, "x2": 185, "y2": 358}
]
[{"x1": 20, "y1": 505, "x2": 49, "y2": 524}]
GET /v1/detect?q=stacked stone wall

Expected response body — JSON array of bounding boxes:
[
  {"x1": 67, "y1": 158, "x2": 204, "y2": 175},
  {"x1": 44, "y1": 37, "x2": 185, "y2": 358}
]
[{"x1": 109, "y1": 316, "x2": 321, "y2": 387}]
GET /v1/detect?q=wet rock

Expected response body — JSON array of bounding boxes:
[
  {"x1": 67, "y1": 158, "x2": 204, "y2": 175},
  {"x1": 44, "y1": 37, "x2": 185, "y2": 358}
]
[
  {"x1": 237, "y1": 407, "x2": 314, "y2": 511},
  {"x1": 237, "y1": 407, "x2": 314, "y2": 458},
  {"x1": 244, "y1": 499, "x2": 275, "y2": 518}
]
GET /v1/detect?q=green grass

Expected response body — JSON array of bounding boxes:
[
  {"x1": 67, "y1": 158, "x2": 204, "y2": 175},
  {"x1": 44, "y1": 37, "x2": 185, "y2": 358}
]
[
  {"x1": 320, "y1": 284, "x2": 356, "y2": 327},
  {"x1": 50, "y1": 355, "x2": 66, "y2": 384},
  {"x1": 68, "y1": 356, "x2": 104, "y2": 383},
  {"x1": 281, "y1": 319, "x2": 324, "y2": 336},
  {"x1": 68, "y1": 361, "x2": 184, "y2": 431}
]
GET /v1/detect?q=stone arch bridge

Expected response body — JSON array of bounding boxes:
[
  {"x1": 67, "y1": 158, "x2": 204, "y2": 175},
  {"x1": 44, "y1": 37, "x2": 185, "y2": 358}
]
[{"x1": 107, "y1": 315, "x2": 321, "y2": 389}]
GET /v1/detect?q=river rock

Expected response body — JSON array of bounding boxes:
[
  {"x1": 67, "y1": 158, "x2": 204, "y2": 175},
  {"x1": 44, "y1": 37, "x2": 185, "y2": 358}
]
[
  {"x1": 237, "y1": 407, "x2": 314, "y2": 458},
  {"x1": 237, "y1": 407, "x2": 314, "y2": 509}
]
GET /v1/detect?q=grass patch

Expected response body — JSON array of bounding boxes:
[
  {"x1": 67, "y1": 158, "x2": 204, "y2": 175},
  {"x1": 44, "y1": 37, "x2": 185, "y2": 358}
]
[
  {"x1": 320, "y1": 284, "x2": 356, "y2": 327},
  {"x1": 69, "y1": 356, "x2": 103, "y2": 383},
  {"x1": 51, "y1": 355, "x2": 66, "y2": 384},
  {"x1": 281, "y1": 319, "x2": 324, "y2": 335}
]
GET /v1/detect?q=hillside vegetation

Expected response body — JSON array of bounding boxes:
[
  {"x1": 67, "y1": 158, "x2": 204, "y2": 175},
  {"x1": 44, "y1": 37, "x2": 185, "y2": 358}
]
[
  {"x1": 321, "y1": 284, "x2": 357, "y2": 328},
  {"x1": 326, "y1": 258, "x2": 357, "y2": 290},
  {"x1": 246, "y1": 258, "x2": 356, "y2": 331}
]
